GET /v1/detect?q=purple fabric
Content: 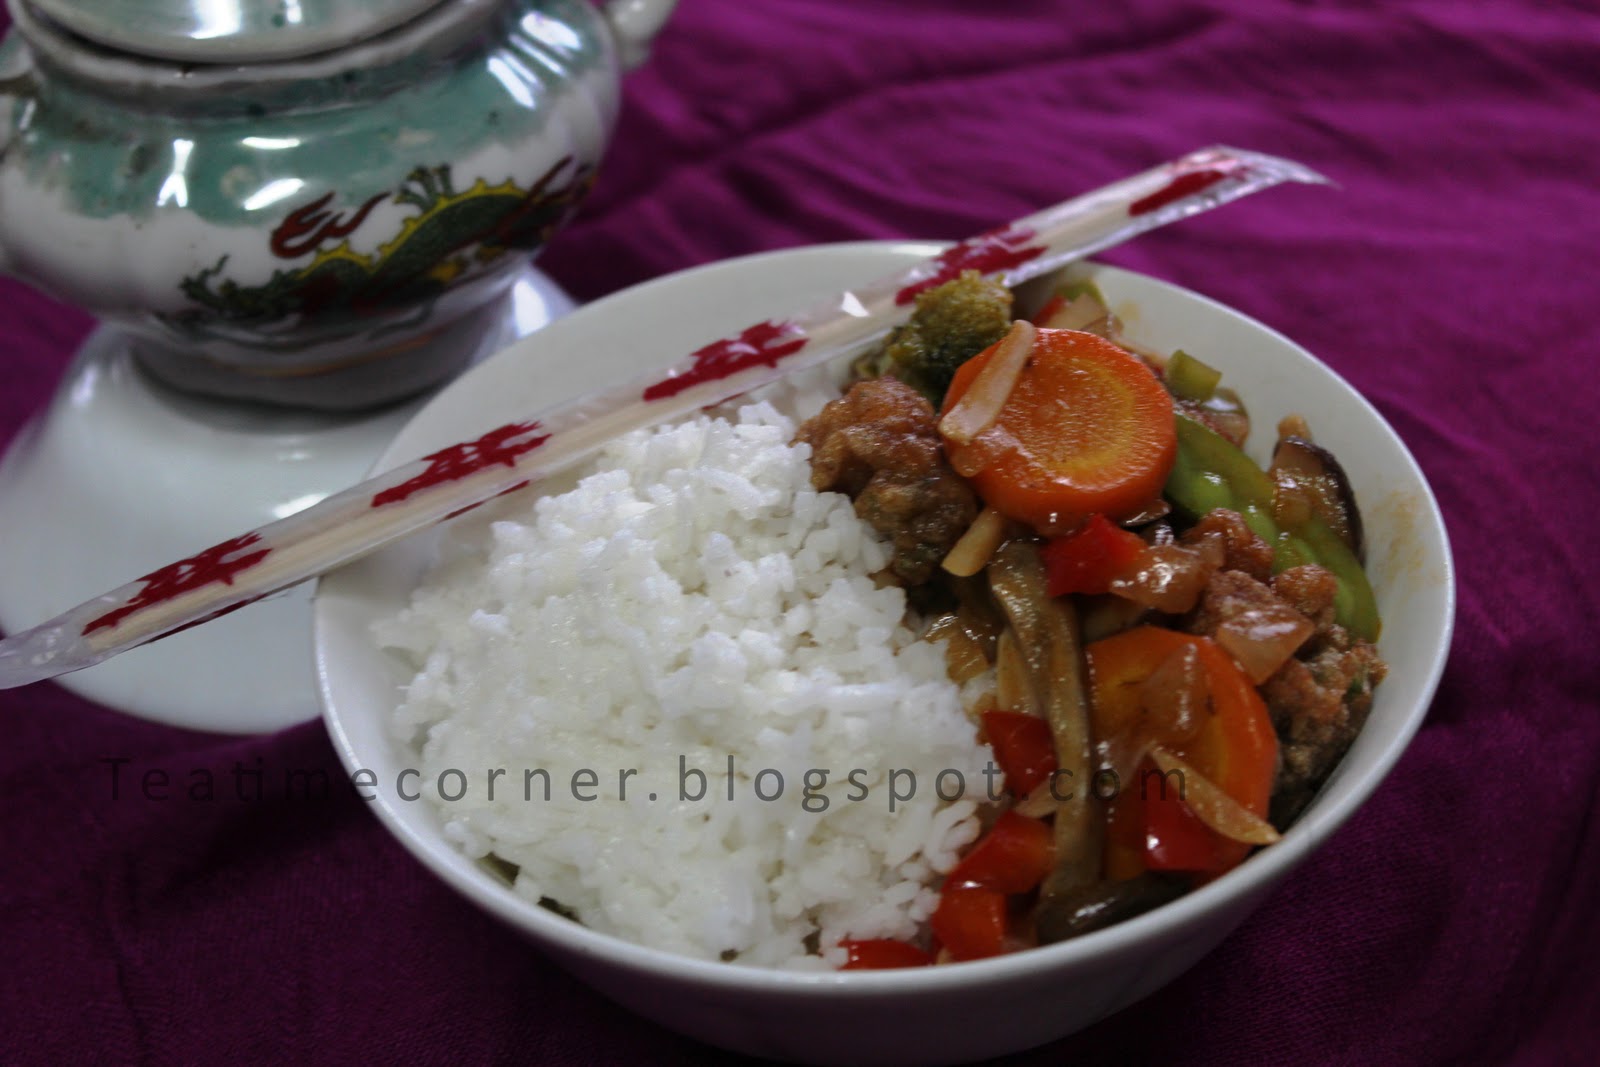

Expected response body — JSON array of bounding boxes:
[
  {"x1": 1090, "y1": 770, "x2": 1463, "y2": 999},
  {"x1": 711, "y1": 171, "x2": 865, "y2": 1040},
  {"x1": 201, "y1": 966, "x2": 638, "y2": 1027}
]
[{"x1": 2, "y1": 1, "x2": 1597, "y2": 1062}]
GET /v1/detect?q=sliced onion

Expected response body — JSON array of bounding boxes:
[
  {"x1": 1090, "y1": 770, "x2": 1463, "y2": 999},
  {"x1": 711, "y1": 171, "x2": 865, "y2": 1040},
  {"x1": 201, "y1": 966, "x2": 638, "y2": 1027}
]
[
  {"x1": 938, "y1": 319, "x2": 1036, "y2": 446},
  {"x1": 1108, "y1": 544, "x2": 1214, "y2": 614},
  {"x1": 1214, "y1": 603, "x2": 1315, "y2": 683},
  {"x1": 1096, "y1": 734, "x2": 1152, "y2": 792},
  {"x1": 1037, "y1": 291, "x2": 1106, "y2": 331},
  {"x1": 1137, "y1": 644, "x2": 1209, "y2": 743},
  {"x1": 1148, "y1": 746, "x2": 1281, "y2": 846},
  {"x1": 942, "y1": 506, "x2": 1007, "y2": 577}
]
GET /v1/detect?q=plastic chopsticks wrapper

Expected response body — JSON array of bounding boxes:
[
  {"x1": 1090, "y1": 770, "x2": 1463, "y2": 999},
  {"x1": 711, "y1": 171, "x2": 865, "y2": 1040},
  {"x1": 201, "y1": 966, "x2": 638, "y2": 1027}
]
[{"x1": 0, "y1": 146, "x2": 1326, "y2": 690}]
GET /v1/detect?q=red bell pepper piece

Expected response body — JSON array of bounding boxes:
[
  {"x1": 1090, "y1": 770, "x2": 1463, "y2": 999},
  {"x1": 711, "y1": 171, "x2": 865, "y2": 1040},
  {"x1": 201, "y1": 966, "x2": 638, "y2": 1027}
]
[
  {"x1": 981, "y1": 710, "x2": 1057, "y2": 797},
  {"x1": 944, "y1": 810, "x2": 1054, "y2": 895},
  {"x1": 838, "y1": 938, "x2": 935, "y2": 970},
  {"x1": 1142, "y1": 775, "x2": 1232, "y2": 873},
  {"x1": 930, "y1": 887, "x2": 1008, "y2": 962},
  {"x1": 1041, "y1": 513, "x2": 1147, "y2": 596}
]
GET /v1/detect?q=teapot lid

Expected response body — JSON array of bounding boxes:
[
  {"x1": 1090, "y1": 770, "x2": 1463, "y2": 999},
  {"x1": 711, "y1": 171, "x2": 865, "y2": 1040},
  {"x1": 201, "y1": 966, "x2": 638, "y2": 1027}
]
[{"x1": 21, "y1": 0, "x2": 451, "y2": 63}]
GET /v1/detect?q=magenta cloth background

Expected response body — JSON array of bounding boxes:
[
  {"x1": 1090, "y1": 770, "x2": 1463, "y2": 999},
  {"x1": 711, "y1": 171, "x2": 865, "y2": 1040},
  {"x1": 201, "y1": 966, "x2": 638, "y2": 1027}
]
[{"x1": 2, "y1": 1, "x2": 1596, "y2": 1063}]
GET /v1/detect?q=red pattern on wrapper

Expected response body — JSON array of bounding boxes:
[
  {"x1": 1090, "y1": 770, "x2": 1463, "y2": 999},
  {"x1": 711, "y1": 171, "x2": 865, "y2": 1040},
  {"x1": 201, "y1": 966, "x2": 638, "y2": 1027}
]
[
  {"x1": 81, "y1": 534, "x2": 271, "y2": 636},
  {"x1": 1128, "y1": 152, "x2": 1257, "y2": 217},
  {"x1": 894, "y1": 226, "x2": 1045, "y2": 304},
  {"x1": 371, "y1": 423, "x2": 550, "y2": 508},
  {"x1": 1128, "y1": 169, "x2": 1229, "y2": 216},
  {"x1": 641, "y1": 321, "x2": 808, "y2": 401}
]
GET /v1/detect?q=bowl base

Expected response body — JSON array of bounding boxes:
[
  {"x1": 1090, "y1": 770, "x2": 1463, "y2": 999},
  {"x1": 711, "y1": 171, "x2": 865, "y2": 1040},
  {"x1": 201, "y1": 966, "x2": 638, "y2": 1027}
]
[{"x1": 0, "y1": 264, "x2": 573, "y2": 734}]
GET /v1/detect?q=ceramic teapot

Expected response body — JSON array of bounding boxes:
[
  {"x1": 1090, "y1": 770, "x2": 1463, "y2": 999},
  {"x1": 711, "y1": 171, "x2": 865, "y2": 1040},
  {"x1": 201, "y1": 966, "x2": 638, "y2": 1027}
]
[{"x1": 0, "y1": 0, "x2": 676, "y2": 408}]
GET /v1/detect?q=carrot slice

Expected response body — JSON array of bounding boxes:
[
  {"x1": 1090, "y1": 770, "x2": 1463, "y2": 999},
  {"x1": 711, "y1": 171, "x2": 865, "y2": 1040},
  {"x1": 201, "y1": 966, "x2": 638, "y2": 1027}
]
[
  {"x1": 940, "y1": 328, "x2": 1177, "y2": 530},
  {"x1": 1086, "y1": 627, "x2": 1278, "y2": 877}
]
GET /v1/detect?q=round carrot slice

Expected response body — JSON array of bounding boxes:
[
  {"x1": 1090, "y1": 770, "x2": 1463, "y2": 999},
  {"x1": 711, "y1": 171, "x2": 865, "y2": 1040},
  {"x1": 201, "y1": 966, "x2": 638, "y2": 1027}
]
[
  {"x1": 940, "y1": 328, "x2": 1177, "y2": 530},
  {"x1": 1086, "y1": 626, "x2": 1278, "y2": 878}
]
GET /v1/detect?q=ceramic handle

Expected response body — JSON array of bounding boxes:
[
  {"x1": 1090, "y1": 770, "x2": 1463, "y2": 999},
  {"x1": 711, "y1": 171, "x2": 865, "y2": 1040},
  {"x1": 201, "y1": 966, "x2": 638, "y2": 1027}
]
[{"x1": 601, "y1": 0, "x2": 679, "y2": 69}]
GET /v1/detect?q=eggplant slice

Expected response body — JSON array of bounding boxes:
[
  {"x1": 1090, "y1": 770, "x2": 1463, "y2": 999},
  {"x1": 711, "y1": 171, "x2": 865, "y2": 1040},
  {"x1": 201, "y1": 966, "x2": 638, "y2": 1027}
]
[{"x1": 1269, "y1": 434, "x2": 1365, "y2": 561}]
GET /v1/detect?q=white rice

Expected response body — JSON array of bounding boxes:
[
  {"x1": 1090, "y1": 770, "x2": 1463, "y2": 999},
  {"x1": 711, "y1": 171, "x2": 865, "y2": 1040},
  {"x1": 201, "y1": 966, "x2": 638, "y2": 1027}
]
[{"x1": 376, "y1": 396, "x2": 994, "y2": 969}]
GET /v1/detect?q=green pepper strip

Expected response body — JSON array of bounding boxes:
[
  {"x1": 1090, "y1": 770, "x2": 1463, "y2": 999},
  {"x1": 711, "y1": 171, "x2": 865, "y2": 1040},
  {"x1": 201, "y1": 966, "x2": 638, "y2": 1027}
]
[
  {"x1": 1165, "y1": 412, "x2": 1380, "y2": 642},
  {"x1": 1166, "y1": 349, "x2": 1222, "y2": 403}
]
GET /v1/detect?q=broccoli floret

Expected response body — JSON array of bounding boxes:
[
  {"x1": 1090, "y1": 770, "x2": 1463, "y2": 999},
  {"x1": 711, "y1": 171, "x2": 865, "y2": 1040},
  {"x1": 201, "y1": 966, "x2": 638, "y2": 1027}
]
[{"x1": 854, "y1": 270, "x2": 1013, "y2": 404}]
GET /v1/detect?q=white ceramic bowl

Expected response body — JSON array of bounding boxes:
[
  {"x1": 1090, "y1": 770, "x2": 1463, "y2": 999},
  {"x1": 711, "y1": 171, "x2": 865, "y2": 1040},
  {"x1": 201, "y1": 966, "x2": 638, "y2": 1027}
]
[{"x1": 314, "y1": 241, "x2": 1454, "y2": 1066}]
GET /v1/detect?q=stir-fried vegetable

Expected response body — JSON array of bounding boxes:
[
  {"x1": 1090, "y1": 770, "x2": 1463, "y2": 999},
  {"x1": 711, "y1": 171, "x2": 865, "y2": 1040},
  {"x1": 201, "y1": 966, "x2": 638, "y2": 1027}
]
[
  {"x1": 1087, "y1": 626, "x2": 1278, "y2": 878},
  {"x1": 1269, "y1": 431, "x2": 1365, "y2": 560},
  {"x1": 945, "y1": 810, "x2": 1055, "y2": 894},
  {"x1": 940, "y1": 329, "x2": 1178, "y2": 530},
  {"x1": 858, "y1": 271, "x2": 1014, "y2": 404},
  {"x1": 1030, "y1": 281, "x2": 1114, "y2": 335},
  {"x1": 981, "y1": 710, "x2": 1057, "y2": 796},
  {"x1": 1034, "y1": 871, "x2": 1189, "y2": 944},
  {"x1": 1139, "y1": 766, "x2": 1237, "y2": 872},
  {"x1": 986, "y1": 543, "x2": 1103, "y2": 905},
  {"x1": 839, "y1": 939, "x2": 936, "y2": 969},
  {"x1": 793, "y1": 270, "x2": 1388, "y2": 966},
  {"x1": 941, "y1": 507, "x2": 1009, "y2": 577},
  {"x1": 932, "y1": 811, "x2": 1056, "y2": 960},
  {"x1": 938, "y1": 321, "x2": 1038, "y2": 447},
  {"x1": 1147, "y1": 746, "x2": 1280, "y2": 847},
  {"x1": 931, "y1": 887, "x2": 1010, "y2": 961},
  {"x1": 1164, "y1": 349, "x2": 1223, "y2": 403},
  {"x1": 1041, "y1": 514, "x2": 1150, "y2": 596},
  {"x1": 1166, "y1": 412, "x2": 1379, "y2": 640}
]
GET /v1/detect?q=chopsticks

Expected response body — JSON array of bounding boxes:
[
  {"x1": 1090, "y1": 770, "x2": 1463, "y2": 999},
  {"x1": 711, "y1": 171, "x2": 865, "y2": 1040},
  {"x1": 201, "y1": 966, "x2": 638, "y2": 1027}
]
[{"x1": 0, "y1": 146, "x2": 1326, "y2": 691}]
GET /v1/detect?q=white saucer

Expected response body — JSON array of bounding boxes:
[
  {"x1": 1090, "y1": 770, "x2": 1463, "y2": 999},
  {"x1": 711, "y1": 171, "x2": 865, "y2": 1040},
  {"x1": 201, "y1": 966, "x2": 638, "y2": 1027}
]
[{"x1": 0, "y1": 266, "x2": 573, "y2": 734}]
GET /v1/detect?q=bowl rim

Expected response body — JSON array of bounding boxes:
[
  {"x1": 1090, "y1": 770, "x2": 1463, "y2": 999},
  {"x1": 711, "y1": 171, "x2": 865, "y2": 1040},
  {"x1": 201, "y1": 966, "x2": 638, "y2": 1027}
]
[{"x1": 315, "y1": 239, "x2": 1456, "y2": 995}]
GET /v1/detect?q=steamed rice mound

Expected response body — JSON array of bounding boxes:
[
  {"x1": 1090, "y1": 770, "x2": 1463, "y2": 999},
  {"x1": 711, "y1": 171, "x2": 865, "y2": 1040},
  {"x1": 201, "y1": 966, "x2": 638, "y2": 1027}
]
[{"x1": 377, "y1": 400, "x2": 993, "y2": 968}]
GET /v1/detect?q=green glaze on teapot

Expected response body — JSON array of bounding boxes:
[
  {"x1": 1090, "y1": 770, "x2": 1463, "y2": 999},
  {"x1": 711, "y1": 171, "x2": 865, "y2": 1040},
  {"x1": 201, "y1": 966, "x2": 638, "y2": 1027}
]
[
  {"x1": 0, "y1": 0, "x2": 677, "y2": 408},
  {"x1": 1, "y1": 0, "x2": 609, "y2": 222}
]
